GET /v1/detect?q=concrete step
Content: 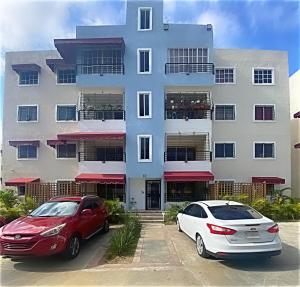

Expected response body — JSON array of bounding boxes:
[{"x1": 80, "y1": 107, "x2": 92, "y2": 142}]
[
  {"x1": 136, "y1": 211, "x2": 164, "y2": 223},
  {"x1": 140, "y1": 219, "x2": 164, "y2": 223}
]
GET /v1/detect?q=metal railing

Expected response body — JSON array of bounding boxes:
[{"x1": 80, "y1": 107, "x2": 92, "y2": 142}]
[
  {"x1": 165, "y1": 150, "x2": 212, "y2": 162},
  {"x1": 165, "y1": 109, "x2": 211, "y2": 120},
  {"x1": 165, "y1": 63, "x2": 214, "y2": 74},
  {"x1": 78, "y1": 110, "x2": 125, "y2": 121},
  {"x1": 77, "y1": 64, "x2": 124, "y2": 75},
  {"x1": 78, "y1": 151, "x2": 125, "y2": 162}
]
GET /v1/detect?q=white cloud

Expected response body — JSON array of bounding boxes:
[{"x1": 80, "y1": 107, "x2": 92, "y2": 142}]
[{"x1": 197, "y1": 10, "x2": 242, "y2": 47}]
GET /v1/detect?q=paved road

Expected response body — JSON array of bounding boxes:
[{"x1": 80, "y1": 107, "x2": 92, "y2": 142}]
[{"x1": 1, "y1": 222, "x2": 299, "y2": 286}]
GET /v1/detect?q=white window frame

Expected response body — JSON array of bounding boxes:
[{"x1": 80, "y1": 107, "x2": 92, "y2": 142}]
[
  {"x1": 214, "y1": 104, "x2": 236, "y2": 121},
  {"x1": 56, "y1": 143, "x2": 77, "y2": 160},
  {"x1": 16, "y1": 144, "x2": 38, "y2": 160},
  {"x1": 18, "y1": 70, "x2": 39, "y2": 86},
  {"x1": 214, "y1": 141, "x2": 236, "y2": 160},
  {"x1": 17, "y1": 104, "x2": 39, "y2": 123},
  {"x1": 253, "y1": 141, "x2": 276, "y2": 160},
  {"x1": 56, "y1": 104, "x2": 77, "y2": 122},
  {"x1": 215, "y1": 67, "x2": 236, "y2": 84},
  {"x1": 137, "y1": 91, "x2": 152, "y2": 118},
  {"x1": 138, "y1": 7, "x2": 152, "y2": 31},
  {"x1": 137, "y1": 135, "x2": 152, "y2": 162},
  {"x1": 137, "y1": 48, "x2": 152, "y2": 74},
  {"x1": 56, "y1": 69, "x2": 76, "y2": 85},
  {"x1": 252, "y1": 67, "x2": 275, "y2": 85},
  {"x1": 253, "y1": 104, "x2": 276, "y2": 122}
]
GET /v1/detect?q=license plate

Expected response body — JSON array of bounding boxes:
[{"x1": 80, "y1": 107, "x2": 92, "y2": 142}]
[{"x1": 245, "y1": 231, "x2": 260, "y2": 238}]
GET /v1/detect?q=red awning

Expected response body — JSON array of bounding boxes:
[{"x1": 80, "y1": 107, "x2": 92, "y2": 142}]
[
  {"x1": 9, "y1": 140, "x2": 40, "y2": 147},
  {"x1": 164, "y1": 171, "x2": 214, "y2": 182},
  {"x1": 295, "y1": 143, "x2": 300, "y2": 149},
  {"x1": 46, "y1": 139, "x2": 68, "y2": 148},
  {"x1": 252, "y1": 177, "x2": 285, "y2": 184},
  {"x1": 5, "y1": 178, "x2": 40, "y2": 186},
  {"x1": 75, "y1": 173, "x2": 125, "y2": 184},
  {"x1": 294, "y1": 111, "x2": 300, "y2": 118},
  {"x1": 57, "y1": 132, "x2": 125, "y2": 141}
]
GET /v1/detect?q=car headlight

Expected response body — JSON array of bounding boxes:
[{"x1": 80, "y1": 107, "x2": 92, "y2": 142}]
[{"x1": 40, "y1": 223, "x2": 66, "y2": 237}]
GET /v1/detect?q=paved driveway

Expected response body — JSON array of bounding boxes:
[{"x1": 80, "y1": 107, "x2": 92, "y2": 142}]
[{"x1": 0, "y1": 222, "x2": 299, "y2": 286}]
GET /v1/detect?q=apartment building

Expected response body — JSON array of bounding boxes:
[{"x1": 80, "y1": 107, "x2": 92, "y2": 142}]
[
  {"x1": 290, "y1": 70, "x2": 300, "y2": 198},
  {"x1": 2, "y1": 0, "x2": 291, "y2": 210}
]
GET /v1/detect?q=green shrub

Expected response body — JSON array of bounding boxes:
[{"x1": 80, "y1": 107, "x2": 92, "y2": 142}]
[
  {"x1": 104, "y1": 200, "x2": 125, "y2": 224},
  {"x1": 108, "y1": 215, "x2": 142, "y2": 258},
  {"x1": 164, "y1": 202, "x2": 190, "y2": 223},
  {"x1": 221, "y1": 194, "x2": 250, "y2": 204},
  {"x1": 19, "y1": 197, "x2": 38, "y2": 215},
  {"x1": 0, "y1": 190, "x2": 18, "y2": 208}
]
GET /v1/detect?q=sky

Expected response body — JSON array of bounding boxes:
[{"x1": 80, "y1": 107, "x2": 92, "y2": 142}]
[{"x1": 0, "y1": 0, "x2": 299, "y2": 140}]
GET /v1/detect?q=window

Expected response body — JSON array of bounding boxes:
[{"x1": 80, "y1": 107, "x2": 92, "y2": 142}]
[
  {"x1": 215, "y1": 68, "x2": 235, "y2": 83},
  {"x1": 19, "y1": 71, "x2": 39, "y2": 85},
  {"x1": 215, "y1": 143, "x2": 235, "y2": 159},
  {"x1": 57, "y1": 69, "x2": 76, "y2": 84},
  {"x1": 189, "y1": 205, "x2": 208, "y2": 218},
  {"x1": 137, "y1": 91, "x2": 152, "y2": 118},
  {"x1": 254, "y1": 143, "x2": 275, "y2": 158},
  {"x1": 56, "y1": 105, "x2": 76, "y2": 121},
  {"x1": 208, "y1": 205, "x2": 262, "y2": 220},
  {"x1": 253, "y1": 68, "x2": 274, "y2": 84},
  {"x1": 167, "y1": 147, "x2": 196, "y2": 161},
  {"x1": 138, "y1": 7, "x2": 152, "y2": 31},
  {"x1": 167, "y1": 48, "x2": 208, "y2": 73},
  {"x1": 18, "y1": 186, "x2": 25, "y2": 196},
  {"x1": 96, "y1": 147, "x2": 123, "y2": 161},
  {"x1": 57, "y1": 144, "x2": 76, "y2": 159},
  {"x1": 138, "y1": 135, "x2": 152, "y2": 162},
  {"x1": 254, "y1": 105, "x2": 275, "y2": 121},
  {"x1": 215, "y1": 105, "x2": 235, "y2": 120},
  {"x1": 137, "y1": 49, "x2": 152, "y2": 74},
  {"x1": 18, "y1": 105, "x2": 38, "y2": 122},
  {"x1": 17, "y1": 145, "x2": 37, "y2": 159}
]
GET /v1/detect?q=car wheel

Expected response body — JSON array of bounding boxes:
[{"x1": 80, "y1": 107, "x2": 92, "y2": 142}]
[
  {"x1": 177, "y1": 219, "x2": 182, "y2": 232},
  {"x1": 196, "y1": 234, "x2": 209, "y2": 258},
  {"x1": 102, "y1": 219, "x2": 109, "y2": 233},
  {"x1": 64, "y1": 235, "x2": 80, "y2": 260}
]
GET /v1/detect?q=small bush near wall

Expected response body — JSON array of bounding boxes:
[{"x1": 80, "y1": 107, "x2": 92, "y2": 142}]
[
  {"x1": 0, "y1": 190, "x2": 38, "y2": 225},
  {"x1": 164, "y1": 202, "x2": 190, "y2": 224},
  {"x1": 106, "y1": 215, "x2": 142, "y2": 261},
  {"x1": 104, "y1": 200, "x2": 125, "y2": 224}
]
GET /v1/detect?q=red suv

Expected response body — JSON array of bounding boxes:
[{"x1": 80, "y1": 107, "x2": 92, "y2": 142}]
[{"x1": 0, "y1": 195, "x2": 109, "y2": 259}]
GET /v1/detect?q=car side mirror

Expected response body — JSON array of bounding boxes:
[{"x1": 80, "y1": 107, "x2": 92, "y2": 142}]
[{"x1": 81, "y1": 209, "x2": 93, "y2": 216}]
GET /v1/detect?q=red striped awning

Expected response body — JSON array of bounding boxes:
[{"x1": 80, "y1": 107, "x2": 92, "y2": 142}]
[
  {"x1": 57, "y1": 132, "x2": 125, "y2": 141},
  {"x1": 5, "y1": 178, "x2": 40, "y2": 186},
  {"x1": 164, "y1": 171, "x2": 214, "y2": 182},
  {"x1": 75, "y1": 173, "x2": 125, "y2": 184},
  {"x1": 294, "y1": 111, "x2": 300, "y2": 118},
  {"x1": 252, "y1": 177, "x2": 285, "y2": 184},
  {"x1": 295, "y1": 143, "x2": 300, "y2": 149},
  {"x1": 9, "y1": 140, "x2": 40, "y2": 147}
]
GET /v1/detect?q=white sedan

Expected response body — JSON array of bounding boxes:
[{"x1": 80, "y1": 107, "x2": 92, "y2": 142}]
[{"x1": 176, "y1": 200, "x2": 282, "y2": 259}]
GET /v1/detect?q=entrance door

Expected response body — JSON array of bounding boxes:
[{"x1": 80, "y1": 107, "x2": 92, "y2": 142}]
[{"x1": 146, "y1": 180, "x2": 161, "y2": 210}]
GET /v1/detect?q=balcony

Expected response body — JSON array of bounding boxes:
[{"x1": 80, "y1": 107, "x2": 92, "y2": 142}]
[
  {"x1": 164, "y1": 134, "x2": 212, "y2": 172},
  {"x1": 78, "y1": 93, "x2": 125, "y2": 132},
  {"x1": 77, "y1": 63, "x2": 124, "y2": 75},
  {"x1": 165, "y1": 63, "x2": 214, "y2": 75},
  {"x1": 78, "y1": 140, "x2": 125, "y2": 174},
  {"x1": 165, "y1": 92, "x2": 212, "y2": 134}
]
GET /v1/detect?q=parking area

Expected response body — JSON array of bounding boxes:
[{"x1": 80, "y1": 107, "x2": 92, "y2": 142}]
[{"x1": 0, "y1": 222, "x2": 299, "y2": 286}]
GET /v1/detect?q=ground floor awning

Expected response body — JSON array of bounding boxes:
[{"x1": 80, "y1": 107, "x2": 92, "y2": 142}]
[
  {"x1": 75, "y1": 173, "x2": 125, "y2": 184},
  {"x1": 57, "y1": 132, "x2": 125, "y2": 141},
  {"x1": 252, "y1": 177, "x2": 285, "y2": 184},
  {"x1": 294, "y1": 143, "x2": 300, "y2": 149},
  {"x1": 164, "y1": 171, "x2": 214, "y2": 182},
  {"x1": 5, "y1": 177, "x2": 40, "y2": 186}
]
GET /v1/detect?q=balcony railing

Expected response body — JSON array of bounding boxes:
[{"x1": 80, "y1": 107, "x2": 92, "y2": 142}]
[
  {"x1": 78, "y1": 150, "x2": 125, "y2": 162},
  {"x1": 165, "y1": 63, "x2": 214, "y2": 74},
  {"x1": 165, "y1": 149, "x2": 212, "y2": 162},
  {"x1": 78, "y1": 110, "x2": 125, "y2": 121},
  {"x1": 77, "y1": 64, "x2": 124, "y2": 75},
  {"x1": 165, "y1": 109, "x2": 211, "y2": 120}
]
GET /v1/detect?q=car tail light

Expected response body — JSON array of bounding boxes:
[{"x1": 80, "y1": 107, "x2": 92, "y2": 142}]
[
  {"x1": 267, "y1": 224, "x2": 279, "y2": 233},
  {"x1": 207, "y1": 223, "x2": 237, "y2": 235}
]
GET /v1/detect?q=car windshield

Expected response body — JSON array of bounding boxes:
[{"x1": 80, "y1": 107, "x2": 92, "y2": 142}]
[
  {"x1": 29, "y1": 201, "x2": 80, "y2": 217},
  {"x1": 208, "y1": 205, "x2": 263, "y2": 220}
]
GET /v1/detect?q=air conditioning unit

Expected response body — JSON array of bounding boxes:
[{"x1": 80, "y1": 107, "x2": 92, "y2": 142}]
[
  {"x1": 207, "y1": 24, "x2": 212, "y2": 31},
  {"x1": 163, "y1": 23, "x2": 169, "y2": 31}
]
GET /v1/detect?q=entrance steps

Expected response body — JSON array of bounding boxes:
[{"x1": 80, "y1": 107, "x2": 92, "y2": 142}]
[{"x1": 134, "y1": 211, "x2": 164, "y2": 223}]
